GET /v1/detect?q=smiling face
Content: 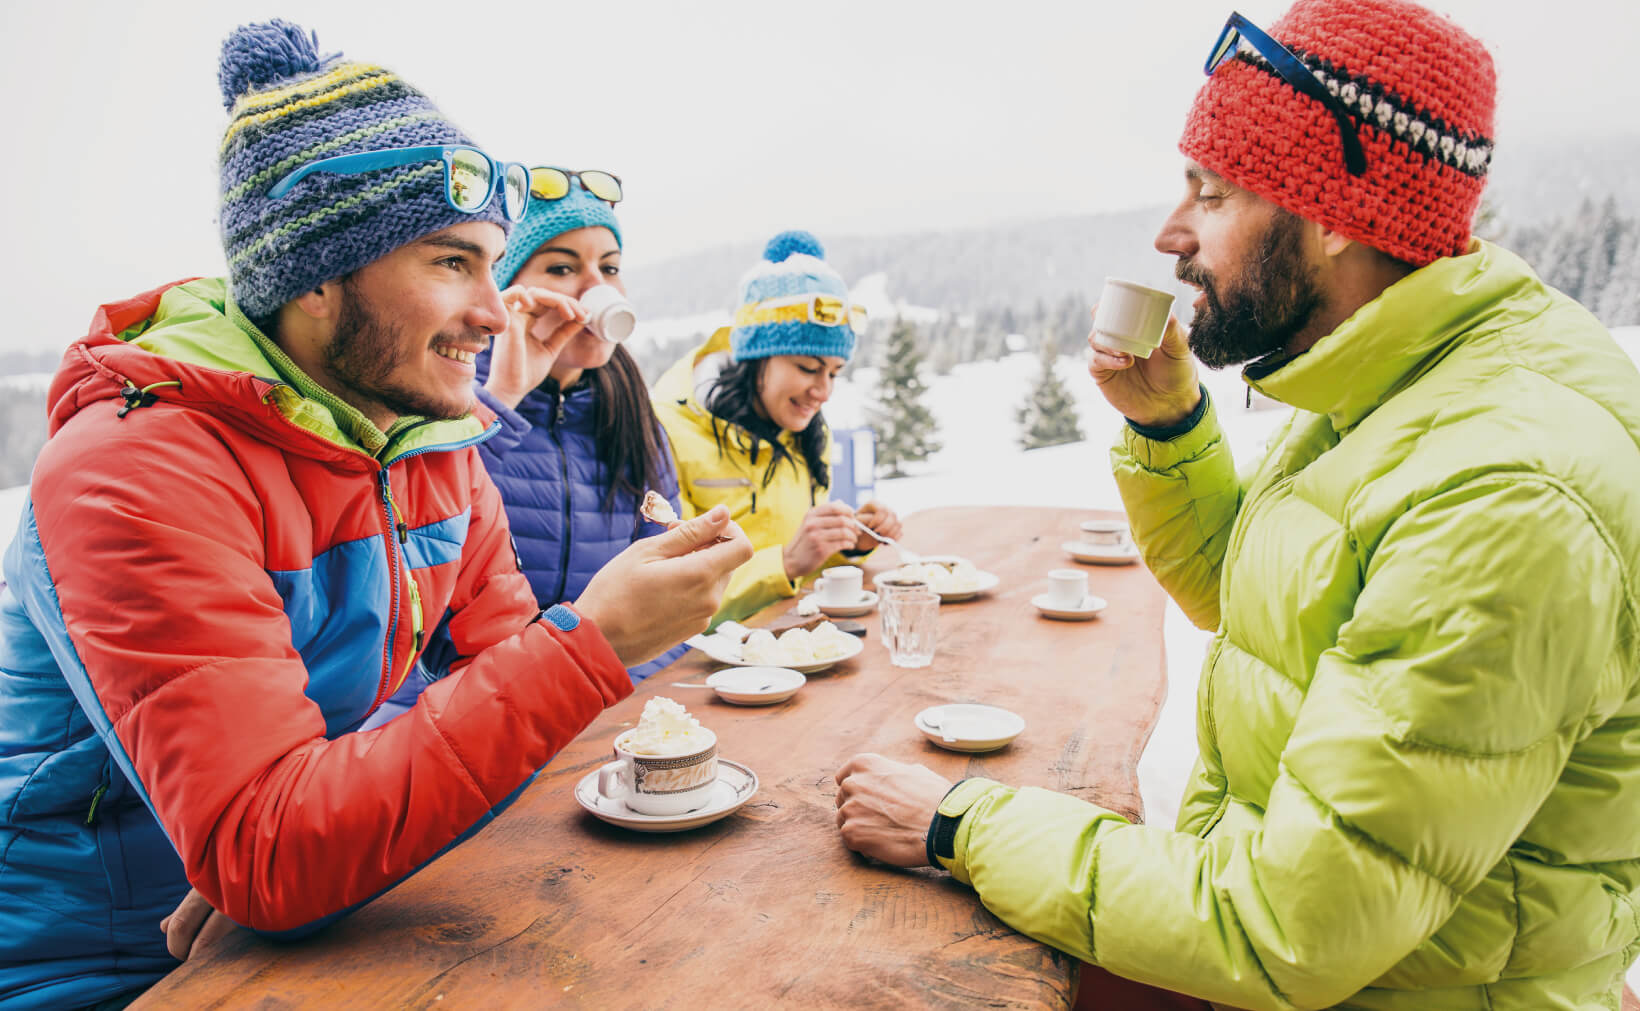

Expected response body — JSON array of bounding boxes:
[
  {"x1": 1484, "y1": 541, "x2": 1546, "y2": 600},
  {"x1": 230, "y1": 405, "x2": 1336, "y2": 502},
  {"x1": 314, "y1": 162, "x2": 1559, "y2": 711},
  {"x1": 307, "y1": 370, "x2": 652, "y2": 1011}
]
[
  {"x1": 1153, "y1": 163, "x2": 1324, "y2": 369},
  {"x1": 755, "y1": 355, "x2": 846, "y2": 432},
  {"x1": 315, "y1": 222, "x2": 509, "y2": 427},
  {"x1": 508, "y1": 225, "x2": 624, "y2": 384}
]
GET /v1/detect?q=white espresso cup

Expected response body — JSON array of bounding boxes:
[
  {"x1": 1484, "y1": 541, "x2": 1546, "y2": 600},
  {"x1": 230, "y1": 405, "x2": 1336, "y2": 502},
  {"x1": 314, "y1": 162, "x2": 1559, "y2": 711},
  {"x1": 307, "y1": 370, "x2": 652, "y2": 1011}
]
[
  {"x1": 1092, "y1": 278, "x2": 1175, "y2": 359},
  {"x1": 1079, "y1": 519, "x2": 1131, "y2": 549},
  {"x1": 1047, "y1": 568, "x2": 1089, "y2": 609},
  {"x1": 579, "y1": 284, "x2": 637, "y2": 343},
  {"x1": 596, "y1": 728, "x2": 718, "y2": 816},
  {"x1": 813, "y1": 565, "x2": 864, "y2": 607}
]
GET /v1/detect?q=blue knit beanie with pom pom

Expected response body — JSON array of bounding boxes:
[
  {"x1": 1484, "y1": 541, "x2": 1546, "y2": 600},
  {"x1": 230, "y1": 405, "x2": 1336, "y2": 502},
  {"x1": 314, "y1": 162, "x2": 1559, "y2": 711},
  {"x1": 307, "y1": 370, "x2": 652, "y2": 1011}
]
[
  {"x1": 217, "y1": 19, "x2": 511, "y2": 321},
  {"x1": 728, "y1": 231, "x2": 857, "y2": 364}
]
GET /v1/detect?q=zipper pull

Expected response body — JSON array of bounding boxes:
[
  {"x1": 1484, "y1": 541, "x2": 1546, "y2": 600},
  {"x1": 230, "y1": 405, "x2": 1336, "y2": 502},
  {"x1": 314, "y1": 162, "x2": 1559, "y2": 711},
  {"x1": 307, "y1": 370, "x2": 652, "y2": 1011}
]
[
  {"x1": 381, "y1": 470, "x2": 409, "y2": 543},
  {"x1": 555, "y1": 396, "x2": 566, "y2": 426},
  {"x1": 86, "y1": 783, "x2": 108, "y2": 826},
  {"x1": 751, "y1": 491, "x2": 757, "y2": 514}
]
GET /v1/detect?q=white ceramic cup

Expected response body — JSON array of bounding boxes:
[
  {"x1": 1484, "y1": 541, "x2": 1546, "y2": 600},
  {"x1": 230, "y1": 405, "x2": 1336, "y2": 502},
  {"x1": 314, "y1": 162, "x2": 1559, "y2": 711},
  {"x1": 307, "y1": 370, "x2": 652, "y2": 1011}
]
[
  {"x1": 579, "y1": 284, "x2": 637, "y2": 343},
  {"x1": 596, "y1": 728, "x2": 718, "y2": 816},
  {"x1": 1047, "y1": 568, "x2": 1089, "y2": 609},
  {"x1": 813, "y1": 565, "x2": 864, "y2": 606},
  {"x1": 1079, "y1": 519, "x2": 1131, "y2": 548},
  {"x1": 1092, "y1": 278, "x2": 1175, "y2": 359}
]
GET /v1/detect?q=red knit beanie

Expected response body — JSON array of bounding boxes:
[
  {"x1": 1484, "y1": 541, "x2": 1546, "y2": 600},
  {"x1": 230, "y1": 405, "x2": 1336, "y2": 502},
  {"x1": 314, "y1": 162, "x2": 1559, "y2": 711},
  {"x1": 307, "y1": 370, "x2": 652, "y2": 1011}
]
[{"x1": 1180, "y1": 0, "x2": 1496, "y2": 266}]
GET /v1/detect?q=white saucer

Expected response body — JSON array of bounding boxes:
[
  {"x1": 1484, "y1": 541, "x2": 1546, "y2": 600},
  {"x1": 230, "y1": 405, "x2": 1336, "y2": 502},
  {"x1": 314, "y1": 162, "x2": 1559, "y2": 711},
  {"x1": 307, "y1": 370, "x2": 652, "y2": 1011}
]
[
  {"x1": 705, "y1": 666, "x2": 806, "y2": 705},
  {"x1": 685, "y1": 629, "x2": 864, "y2": 674},
  {"x1": 816, "y1": 590, "x2": 877, "y2": 618},
  {"x1": 914, "y1": 704, "x2": 1025, "y2": 753},
  {"x1": 1031, "y1": 592, "x2": 1108, "y2": 621},
  {"x1": 575, "y1": 759, "x2": 759, "y2": 833},
  {"x1": 1062, "y1": 540, "x2": 1140, "y2": 566}
]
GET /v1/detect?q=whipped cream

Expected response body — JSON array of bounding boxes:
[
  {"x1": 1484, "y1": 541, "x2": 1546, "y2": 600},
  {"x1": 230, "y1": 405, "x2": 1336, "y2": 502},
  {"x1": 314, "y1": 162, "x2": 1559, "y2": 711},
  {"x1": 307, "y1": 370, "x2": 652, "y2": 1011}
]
[
  {"x1": 624, "y1": 697, "x2": 711, "y2": 757},
  {"x1": 740, "y1": 622, "x2": 853, "y2": 665},
  {"x1": 890, "y1": 560, "x2": 981, "y2": 593}
]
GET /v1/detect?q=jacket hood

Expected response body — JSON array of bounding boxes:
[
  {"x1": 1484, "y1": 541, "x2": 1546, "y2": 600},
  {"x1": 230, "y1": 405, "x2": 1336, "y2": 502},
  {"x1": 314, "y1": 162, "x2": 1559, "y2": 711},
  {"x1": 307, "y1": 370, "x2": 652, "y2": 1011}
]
[{"x1": 49, "y1": 278, "x2": 489, "y2": 463}]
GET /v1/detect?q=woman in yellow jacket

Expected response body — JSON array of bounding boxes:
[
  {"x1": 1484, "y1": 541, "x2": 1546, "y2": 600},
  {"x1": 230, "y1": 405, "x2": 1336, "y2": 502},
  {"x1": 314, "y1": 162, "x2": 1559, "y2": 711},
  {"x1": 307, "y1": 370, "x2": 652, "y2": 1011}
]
[{"x1": 653, "y1": 231, "x2": 901, "y2": 626}]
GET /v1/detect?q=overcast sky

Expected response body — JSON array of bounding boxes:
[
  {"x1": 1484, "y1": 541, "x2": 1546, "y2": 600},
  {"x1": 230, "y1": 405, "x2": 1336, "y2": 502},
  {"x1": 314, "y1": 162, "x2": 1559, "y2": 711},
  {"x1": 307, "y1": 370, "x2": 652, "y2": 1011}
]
[{"x1": 1, "y1": 0, "x2": 1635, "y2": 355}]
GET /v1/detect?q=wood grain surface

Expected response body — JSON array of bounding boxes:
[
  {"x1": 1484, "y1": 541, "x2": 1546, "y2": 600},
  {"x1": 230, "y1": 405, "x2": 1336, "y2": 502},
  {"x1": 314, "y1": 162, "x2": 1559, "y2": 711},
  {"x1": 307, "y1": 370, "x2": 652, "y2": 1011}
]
[{"x1": 136, "y1": 506, "x2": 1172, "y2": 1010}]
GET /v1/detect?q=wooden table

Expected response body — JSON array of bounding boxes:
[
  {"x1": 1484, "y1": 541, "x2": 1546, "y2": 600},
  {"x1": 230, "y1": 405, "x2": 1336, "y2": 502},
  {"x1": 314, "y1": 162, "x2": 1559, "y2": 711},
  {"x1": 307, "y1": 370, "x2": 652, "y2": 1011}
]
[{"x1": 137, "y1": 506, "x2": 1172, "y2": 1009}]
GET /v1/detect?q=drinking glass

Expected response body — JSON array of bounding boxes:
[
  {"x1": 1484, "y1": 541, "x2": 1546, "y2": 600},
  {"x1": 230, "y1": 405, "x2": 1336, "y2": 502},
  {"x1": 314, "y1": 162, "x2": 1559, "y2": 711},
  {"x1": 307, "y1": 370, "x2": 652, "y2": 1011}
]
[{"x1": 881, "y1": 590, "x2": 939, "y2": 668}]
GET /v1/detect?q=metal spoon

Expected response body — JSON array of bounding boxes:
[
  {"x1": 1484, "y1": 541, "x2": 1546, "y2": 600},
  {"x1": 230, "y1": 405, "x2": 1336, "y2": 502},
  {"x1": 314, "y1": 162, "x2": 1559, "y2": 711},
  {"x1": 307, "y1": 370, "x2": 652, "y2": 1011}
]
[{"x1": 848, "y1": 516, "x2": 919, "y2": 563}]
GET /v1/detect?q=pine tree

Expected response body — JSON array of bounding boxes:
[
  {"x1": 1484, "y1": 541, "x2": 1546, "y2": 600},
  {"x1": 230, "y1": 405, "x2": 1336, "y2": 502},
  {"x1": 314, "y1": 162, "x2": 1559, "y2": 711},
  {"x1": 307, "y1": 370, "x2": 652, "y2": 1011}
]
[
  {"x1": 867, "y1": 318, "x2": 943, "y2": 478},
  {"x1": 1016, "y1": 340, "x2": 1084, "y2": 450}
]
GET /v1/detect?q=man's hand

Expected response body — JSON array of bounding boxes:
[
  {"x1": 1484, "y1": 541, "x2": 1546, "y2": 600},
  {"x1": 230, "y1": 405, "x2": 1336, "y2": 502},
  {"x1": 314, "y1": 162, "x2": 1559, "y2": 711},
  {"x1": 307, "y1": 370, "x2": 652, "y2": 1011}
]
[
  {"x1": 851, "y1": 500, "x2": 903, "y2": 553},
  {"x1": 575, "y1": 505, "x2": 753, "y2": 665},
  {"x1": 483, "y1": 286, "x2": 589, "y2": 410},
  {"x1": 834, "y1": 753, "x2": 954, "y2": 867},
  {"x1": 1087, "y1": 312, "x2": 1201, "y2": 428},
  {"x1": 783, "y1": 501, "x2": 860, "y2": 580},
  {"x1": 159, "y1": 888, "x2": 237, "y2": 962}
]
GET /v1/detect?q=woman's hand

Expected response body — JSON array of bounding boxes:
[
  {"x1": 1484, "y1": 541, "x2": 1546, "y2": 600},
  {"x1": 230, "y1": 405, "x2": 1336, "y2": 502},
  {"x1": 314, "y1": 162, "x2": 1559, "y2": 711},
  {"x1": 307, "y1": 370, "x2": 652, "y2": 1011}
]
[
  {"x1": 851, "y1": 500, "x2": 902, "y2": 553},
  {"x1": 782, "y1": 501, "x2": 860, "y2": 581},
  {"x1": 482, "y1": 286, "x2": 589, "y2": 409},
  {"x1": 1087, "y1": 311, "x2": 1201, "y2": 428}
]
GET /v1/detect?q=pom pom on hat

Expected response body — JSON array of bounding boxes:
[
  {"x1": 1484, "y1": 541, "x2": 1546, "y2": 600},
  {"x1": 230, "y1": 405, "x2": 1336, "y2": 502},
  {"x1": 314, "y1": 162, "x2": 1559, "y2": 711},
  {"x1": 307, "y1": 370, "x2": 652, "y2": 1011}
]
[
  {"x1": 217, "y1": 19, "x2": 324, "y2": 110},
  {"x1": 729, "y1": 231, "x2": 857, "y2": 364},
  {"x1": 763, "y1": 230, "x2": 825, "y2": 263}
]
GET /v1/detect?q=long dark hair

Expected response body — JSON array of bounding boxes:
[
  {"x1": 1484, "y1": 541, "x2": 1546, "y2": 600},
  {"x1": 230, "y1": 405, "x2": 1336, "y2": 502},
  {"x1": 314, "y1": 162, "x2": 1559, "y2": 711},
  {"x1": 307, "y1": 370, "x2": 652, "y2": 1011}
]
[
  {"x1": 702, "y1": 358, "x2": 830, "y2": 492},
  {"x1": 584, "y1": 344, "x2": 670, "y2": 513}
]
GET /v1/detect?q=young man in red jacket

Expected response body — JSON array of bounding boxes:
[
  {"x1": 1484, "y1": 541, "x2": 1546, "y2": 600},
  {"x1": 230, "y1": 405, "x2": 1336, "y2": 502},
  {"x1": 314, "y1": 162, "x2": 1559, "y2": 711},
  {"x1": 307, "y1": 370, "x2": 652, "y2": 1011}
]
[{"x1": 0, "y1": 20, "x2": 749, "y2": 1009}]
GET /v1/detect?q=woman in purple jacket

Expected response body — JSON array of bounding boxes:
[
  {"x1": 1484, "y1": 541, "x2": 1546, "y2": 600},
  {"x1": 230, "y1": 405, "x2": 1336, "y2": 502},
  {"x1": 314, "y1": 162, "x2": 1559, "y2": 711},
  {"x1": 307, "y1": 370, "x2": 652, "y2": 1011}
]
[{"x1": 474, "y1": 171, "x2": 687, "y2": 684}]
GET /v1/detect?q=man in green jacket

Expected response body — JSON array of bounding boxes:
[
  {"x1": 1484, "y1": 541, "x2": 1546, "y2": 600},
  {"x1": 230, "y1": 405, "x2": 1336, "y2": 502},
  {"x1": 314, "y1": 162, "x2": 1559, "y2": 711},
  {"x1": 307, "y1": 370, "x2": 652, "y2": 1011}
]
[{"x1": 834, "y1": 0, "x2": 1640, "y2": 1007}]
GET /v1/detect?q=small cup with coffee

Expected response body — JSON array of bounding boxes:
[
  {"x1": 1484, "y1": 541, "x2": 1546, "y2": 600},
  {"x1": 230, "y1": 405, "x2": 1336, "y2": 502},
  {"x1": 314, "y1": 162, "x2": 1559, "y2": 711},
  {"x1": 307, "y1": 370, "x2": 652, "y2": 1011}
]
[
  {"x1": 1079, "y1": 519, "x2": 1132, "y2": 550},
  {"x1": 1046, "y1": 568, "x2": 1090, "y2": 609},
  {"x1": 579, "y1": 284, "x2": 637, "y2": 343},
  {"x1": 1091, "y1": 278, "x2": 1175, "y2": 359},
  {"x1": 597, "y1": 698, "x2": 718, "y2": 816},
  {"x1": 812, "y1": 565, "x2": 864, "y2": 607}
]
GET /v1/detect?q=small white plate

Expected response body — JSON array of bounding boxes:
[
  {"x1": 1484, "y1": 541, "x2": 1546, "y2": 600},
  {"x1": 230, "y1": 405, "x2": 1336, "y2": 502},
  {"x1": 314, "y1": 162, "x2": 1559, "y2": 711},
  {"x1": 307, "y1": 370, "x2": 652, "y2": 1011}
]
[
  {"x1": 815, "y1": 590, "x2": 878, "y2": 618},
  {"x1": 705, "y1": 666, "x2": 806, "y2": 705},
  {"x1": 1031, "y1": 592, "x2": 1108, "y2": 621},
  {"x1": 575, "y1": 759, "x2": 759, "y2": 833},
  {"x1": 873, "y1": 569, "x2": 1000, "y2": 603},
  {"x1": 686, "y1": 630, "x2": 864, "y2": 674},
  {"x1": 1062, "y1": 540, "x2": 1140, "y2": 566},
  {"x1": 914, "y1": 704, "x2": 1026, "y2": 753}
]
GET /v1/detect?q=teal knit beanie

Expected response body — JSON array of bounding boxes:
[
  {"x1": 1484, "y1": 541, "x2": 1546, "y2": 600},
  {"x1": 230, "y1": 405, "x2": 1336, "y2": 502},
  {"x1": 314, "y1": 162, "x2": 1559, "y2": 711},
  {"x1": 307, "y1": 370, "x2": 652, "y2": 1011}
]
[{"x1": 493, "y1": 180, "x2": 622, "y2": 286}]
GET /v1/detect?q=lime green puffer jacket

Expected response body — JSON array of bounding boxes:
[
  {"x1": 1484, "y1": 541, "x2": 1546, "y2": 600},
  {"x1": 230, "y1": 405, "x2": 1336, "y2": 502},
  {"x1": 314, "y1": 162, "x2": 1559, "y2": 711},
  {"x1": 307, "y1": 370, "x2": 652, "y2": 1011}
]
[{"x1": 941, "y1": 241, "x2": 1640, "y2": 1009}]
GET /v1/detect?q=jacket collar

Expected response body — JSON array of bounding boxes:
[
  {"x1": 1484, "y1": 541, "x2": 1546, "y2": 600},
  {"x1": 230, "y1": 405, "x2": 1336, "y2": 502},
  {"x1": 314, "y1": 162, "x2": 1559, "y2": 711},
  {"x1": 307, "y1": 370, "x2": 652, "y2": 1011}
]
[{"x1": 1245, "y1": 240, "x2": 1544, "y2": 433}]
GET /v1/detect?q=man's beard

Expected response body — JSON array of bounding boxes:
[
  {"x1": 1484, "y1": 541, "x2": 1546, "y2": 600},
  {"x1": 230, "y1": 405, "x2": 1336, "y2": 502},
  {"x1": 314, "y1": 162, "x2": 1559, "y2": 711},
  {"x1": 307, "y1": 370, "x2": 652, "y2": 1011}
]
[
  {"x1": 1178, "y1": 211, "x2": 1323, "y2": 370},
  {"x1": 327, "y1": 278, "x2": 475, "y2": 423}
]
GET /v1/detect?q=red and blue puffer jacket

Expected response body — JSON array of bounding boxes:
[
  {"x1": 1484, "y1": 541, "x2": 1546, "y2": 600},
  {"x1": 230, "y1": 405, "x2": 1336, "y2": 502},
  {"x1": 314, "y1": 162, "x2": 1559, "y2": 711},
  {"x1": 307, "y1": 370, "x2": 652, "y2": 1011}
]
[{"x1": 0, "y1": 278, "x2": 632, "y2": 1009}]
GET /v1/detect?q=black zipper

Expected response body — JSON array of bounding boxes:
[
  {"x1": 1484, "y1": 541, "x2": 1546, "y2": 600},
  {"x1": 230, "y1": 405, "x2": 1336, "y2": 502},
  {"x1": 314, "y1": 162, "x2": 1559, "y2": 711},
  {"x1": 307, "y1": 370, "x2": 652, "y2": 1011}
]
[{"x1": 550, "y1": 393, "x2": 572, "y2": 604}]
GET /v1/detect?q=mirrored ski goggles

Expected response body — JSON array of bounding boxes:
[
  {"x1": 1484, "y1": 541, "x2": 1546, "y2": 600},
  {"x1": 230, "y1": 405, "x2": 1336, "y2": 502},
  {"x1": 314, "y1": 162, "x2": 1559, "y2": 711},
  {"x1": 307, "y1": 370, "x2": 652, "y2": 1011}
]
[
  {"x1": 528, "y1": 167, "x2": 624, "y2": 205},
  {"x1": 269, "y1": 145, "x2": 531, "y2": 222},
  {"x1": 734, "y1": 294, "x2": 867, "y2": 329}
]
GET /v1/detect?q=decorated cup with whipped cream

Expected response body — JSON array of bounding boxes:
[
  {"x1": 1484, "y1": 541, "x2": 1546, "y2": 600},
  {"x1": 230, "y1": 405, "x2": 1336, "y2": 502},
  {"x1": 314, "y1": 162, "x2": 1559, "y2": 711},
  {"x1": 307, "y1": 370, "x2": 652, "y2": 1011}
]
[{"x1": 597, "y1": 697, "x2": 719, "y2": 815}]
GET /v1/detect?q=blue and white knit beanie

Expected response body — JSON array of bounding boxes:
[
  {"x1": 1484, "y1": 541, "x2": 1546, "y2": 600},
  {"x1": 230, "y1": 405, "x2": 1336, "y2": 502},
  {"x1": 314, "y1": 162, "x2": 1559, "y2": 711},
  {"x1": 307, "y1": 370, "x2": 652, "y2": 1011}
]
[
  {"x1": 728, "y1": 231, "x2": 857, "y2": 364},
  {"x1": 493, "y1": 180, "x2": 623, "y2": 287},
  {"x1": 217, "y1": 20, "x2": 512, "y2": 321}
]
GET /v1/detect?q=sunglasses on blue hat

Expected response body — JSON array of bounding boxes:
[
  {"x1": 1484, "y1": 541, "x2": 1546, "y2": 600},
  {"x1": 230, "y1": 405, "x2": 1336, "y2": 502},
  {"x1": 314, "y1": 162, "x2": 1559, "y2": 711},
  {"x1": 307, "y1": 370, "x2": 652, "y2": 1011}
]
[
  {"x1": 268, "y1": 145, "x2": 531, "y2": 222},
  {"x1": 528, "y1": 167, "x2": 623, "y2": 206},
  {"x1": 1205, "y1": 12, "x2": 1368, "y2": 176}
]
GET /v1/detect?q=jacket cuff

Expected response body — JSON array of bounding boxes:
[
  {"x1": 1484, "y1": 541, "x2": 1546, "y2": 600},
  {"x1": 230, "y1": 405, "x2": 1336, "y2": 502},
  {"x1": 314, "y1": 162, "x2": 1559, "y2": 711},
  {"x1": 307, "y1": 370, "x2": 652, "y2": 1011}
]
[
  {"x1": 928, "y1": 778, "x2": 1006, "y2": 881},
  {"x1": 1119, "y1": 389, "x2": 1224, "y2": 473},
  {"x1": 538, "y1": 603, "x2": 631, "y2": 700},
  {"x1": 1124, "y1": 384, "x2": 1209, "y2": 441}
]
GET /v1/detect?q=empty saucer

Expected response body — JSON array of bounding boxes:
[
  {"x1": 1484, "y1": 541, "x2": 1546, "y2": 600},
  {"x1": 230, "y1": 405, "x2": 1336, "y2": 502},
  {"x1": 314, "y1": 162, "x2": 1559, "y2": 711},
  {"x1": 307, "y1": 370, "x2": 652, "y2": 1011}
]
[
  {"x1": 914, "y1": 704, "x2": 1025, "y2": 753},
  {"x1": 816, "y1": 590, "x2": 877, "y2": 618},
  {"x1": 705, "y1": 666, "x2": 806, "y2": 705},
  {"x1": 1031, "y1": 592, "x2": 1108, "y2": 621},
  {"x1": 1062, "y1": 540, "x2": 1140, "y2": 566}
]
